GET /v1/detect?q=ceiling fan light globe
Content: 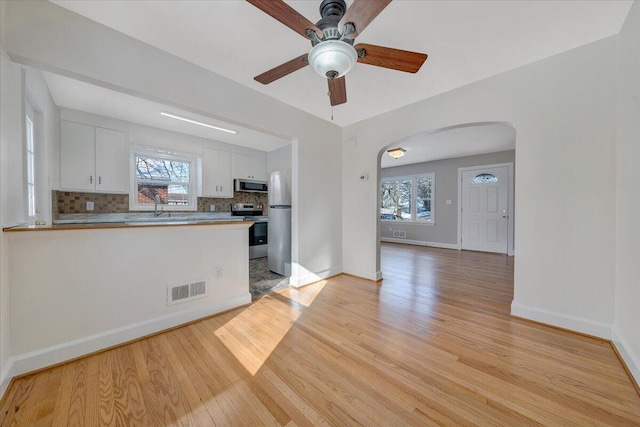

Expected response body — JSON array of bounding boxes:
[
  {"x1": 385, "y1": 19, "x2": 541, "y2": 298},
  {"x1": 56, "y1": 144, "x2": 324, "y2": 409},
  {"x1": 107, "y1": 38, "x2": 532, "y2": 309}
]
[{"x1": 308, "y1": 40, "x2": 357, "y2": 80}]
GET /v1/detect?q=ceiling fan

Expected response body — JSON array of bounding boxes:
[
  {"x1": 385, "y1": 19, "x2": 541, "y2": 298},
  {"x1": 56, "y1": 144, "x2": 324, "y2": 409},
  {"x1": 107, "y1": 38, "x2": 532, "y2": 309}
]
[{"x1": 247, "y1": 0, "x2": 428, "y2": 107}]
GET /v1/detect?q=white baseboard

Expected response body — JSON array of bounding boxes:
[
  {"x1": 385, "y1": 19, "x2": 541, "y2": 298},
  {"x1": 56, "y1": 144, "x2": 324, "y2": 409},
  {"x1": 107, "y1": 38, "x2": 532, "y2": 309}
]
[
  {"x1": 381, "y1": 237, "x2": 458, "y2": 250},
  {"x1": 511, "y1": 302, "x2": 613, "y2": 340},
  {"x1": 612, "y1": 328, "x2": 640, "y2": 386},
  {"x1": 0, "y1": 360, "x2": 16, "y2": 400},
  {"x1": 0, "y1": 292, "x2": 251, "y2": 399},
  {"x1": 291, "y1": 266, "x2": 342, "y2": 288},
  {"x1": 341, "y1": 267, "x2": 379, "y2": 282}
]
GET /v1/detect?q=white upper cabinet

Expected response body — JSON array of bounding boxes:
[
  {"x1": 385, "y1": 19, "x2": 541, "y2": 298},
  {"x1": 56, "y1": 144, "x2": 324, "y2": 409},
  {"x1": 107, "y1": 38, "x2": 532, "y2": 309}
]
[
  {"x1": 95, "y1": 127, "x2": 127, "y2": 193},
  {"x1": 60, "y1": 120, "x2": 127, "y2": 193},
  {"x1": 60, "y1": 121, "x2": 95, "y2": 191},
  {"x1": 232, "y1": 153, "x2": 267, "y2": 181},
  {"x1": 202, "y1": 148, "x2": 232, "y2": 198}
]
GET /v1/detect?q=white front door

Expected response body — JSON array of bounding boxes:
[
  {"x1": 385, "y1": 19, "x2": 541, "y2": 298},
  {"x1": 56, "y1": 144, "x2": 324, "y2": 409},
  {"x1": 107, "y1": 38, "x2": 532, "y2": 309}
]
[{"x1": 461, "y1": 166, "x2": 509, "y2": 253}]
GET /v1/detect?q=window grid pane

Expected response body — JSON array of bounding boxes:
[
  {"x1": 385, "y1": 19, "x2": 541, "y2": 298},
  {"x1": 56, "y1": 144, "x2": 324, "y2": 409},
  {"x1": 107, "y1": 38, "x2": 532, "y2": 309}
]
[
  {"x1": 26, "y1": 114, "x2": 36, "y2": 216},
  {"x1": 134, "y1": 155, "x2": 192, "y2": 207},
  {"x1": 416, "y1": 176, "x2": 433, "y2": 221},
  {"x1": 380, "y1": 179, "x2": 412, "y2": 221},
  {"x1": 136, "y1": 156, "x2": 190, "y2": 182}
]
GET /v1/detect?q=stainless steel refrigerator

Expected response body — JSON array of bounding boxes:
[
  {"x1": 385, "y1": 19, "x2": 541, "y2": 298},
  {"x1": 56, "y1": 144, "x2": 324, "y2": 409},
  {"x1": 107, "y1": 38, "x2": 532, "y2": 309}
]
[{"x1": 268, "y1": 169, "x2": 291, "y2": 276}]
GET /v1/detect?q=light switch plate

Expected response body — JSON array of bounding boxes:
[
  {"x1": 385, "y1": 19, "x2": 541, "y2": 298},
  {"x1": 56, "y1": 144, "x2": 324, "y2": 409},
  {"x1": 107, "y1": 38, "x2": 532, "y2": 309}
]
[{"x1": 86, "y1": 201, "x2": 94, "y2": 211}]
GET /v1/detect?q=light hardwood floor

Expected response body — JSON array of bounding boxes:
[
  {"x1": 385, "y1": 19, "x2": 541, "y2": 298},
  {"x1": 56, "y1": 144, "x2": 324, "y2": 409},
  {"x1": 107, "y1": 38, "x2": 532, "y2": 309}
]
[{"x1": 1, "y1": 243, "x2": 639, "y2": 426}]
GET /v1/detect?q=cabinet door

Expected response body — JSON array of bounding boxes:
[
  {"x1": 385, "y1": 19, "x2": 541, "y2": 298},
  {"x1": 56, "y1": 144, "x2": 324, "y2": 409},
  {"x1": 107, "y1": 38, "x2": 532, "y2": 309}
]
[
  {"x1": 95, "y1": 128, "x2": 127, "y2": 193},
  {"x1": 215, "y1": 150, "x2": 233, "y2": 197},
  {"x1": 202, "y1": 148, "x2": 218, "y2": 197},
  {"x1": 232, "y1": 153, "x2": 267, "y2": 181},
  {"x1": 60, "y1": 121, "x2": 95, "y2": 191},
  {"x1": 202, "y1": 149, "x2": 233, "y2": 198}
]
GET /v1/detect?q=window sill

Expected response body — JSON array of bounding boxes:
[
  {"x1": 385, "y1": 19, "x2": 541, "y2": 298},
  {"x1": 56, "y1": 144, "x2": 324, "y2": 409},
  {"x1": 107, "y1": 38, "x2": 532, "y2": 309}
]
[{"x1": 380, "y1": 220, "x2": 435, "y2": 226}]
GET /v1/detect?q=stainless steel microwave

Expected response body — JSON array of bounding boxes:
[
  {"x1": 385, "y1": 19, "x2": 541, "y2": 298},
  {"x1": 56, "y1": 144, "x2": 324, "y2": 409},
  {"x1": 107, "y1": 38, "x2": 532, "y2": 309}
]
[{"x1": 234, "y1": 179, "x2": 268, "y2": 193}]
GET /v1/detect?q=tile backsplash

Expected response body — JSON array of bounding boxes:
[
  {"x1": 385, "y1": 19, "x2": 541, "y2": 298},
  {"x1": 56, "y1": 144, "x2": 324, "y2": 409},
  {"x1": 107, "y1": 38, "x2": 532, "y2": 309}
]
[
  {"x1": 198, "y1": 192, "x2": 268, "y2": 213},
  {"x1": 53, "y1": 191, "x2": 129, "y2": 218},
  {"x1": 53, "y1": 190, "x2": 268, "y2": 217}
]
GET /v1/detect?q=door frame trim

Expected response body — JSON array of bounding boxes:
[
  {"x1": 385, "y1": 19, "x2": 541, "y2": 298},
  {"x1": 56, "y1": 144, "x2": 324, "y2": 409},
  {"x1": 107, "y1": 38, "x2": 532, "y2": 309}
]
[{"x1": 457, "y1": 162, "x2": 514, "y2": 256}]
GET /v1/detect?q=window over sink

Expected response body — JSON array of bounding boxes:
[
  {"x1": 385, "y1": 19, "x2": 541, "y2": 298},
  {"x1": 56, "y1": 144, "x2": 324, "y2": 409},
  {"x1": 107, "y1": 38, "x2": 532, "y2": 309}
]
[{"x1": 130, "y1": 149, "x2": 198, "y2": 211}]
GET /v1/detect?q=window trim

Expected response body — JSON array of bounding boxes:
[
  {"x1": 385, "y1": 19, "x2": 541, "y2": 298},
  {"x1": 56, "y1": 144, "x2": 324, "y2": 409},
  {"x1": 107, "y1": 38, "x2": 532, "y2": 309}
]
[
  {"x1": 380, "y1": 172, "x2": 435, "y2": 225},
  {"x1": 25, "y1": 102, "x2": 36, "y2": 218},
  {"x1": 129, "y1": 148, "x2": 198, "y2": 212}
]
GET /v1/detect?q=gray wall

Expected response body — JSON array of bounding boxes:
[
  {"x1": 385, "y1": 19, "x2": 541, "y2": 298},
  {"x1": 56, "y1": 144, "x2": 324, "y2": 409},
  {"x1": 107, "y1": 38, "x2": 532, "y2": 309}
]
[{"x1": 380, "y1": 150, "x2": 515, "y2": 245}]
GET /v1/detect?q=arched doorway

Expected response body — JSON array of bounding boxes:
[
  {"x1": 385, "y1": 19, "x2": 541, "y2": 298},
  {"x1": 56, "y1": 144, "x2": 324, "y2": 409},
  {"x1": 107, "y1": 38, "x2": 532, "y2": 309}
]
[{"x1": 376, "y1": 121, "x2": 516, "y2": 283}]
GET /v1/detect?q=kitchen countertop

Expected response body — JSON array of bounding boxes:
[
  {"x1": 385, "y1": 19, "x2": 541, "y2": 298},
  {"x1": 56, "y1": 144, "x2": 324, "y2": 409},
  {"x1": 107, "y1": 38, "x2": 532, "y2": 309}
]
[
  {"x1": 3, "y1": 212, "x2": 253, "y2": 232},
  {"x1": 54, "y1": 212, "x2": 239, "y2": 224}
]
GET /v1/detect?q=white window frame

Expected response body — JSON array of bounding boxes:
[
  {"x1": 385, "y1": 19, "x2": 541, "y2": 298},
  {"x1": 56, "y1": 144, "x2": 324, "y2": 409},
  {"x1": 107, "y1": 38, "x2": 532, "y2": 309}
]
[
  {"x1": 25, "y1": 102, "x2": 36, "y2": 218},
  {"x1": 380, "y1": 172, "x2": 435, "y2": 224},
  {"x1": 129, "y1": 148, "x2": 198, "y2": 212}
]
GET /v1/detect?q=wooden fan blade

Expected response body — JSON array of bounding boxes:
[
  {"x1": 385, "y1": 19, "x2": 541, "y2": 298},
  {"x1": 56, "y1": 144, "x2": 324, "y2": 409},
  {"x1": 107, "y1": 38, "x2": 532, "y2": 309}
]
[
  {"x1": 328, "y1": 76, "x2": 347, "y2": 106},
  {"x1": 254, "y1": 54, "x2": 309, "y2": 84},
  {"x1": 339, "y1": 0, "x2": 392, "y2": 40},
  {"x1": 355, "y1": 43, "x2": 428, "y2": 73},
  {"x1": 246, "y1": 0, "x2": 323, "y2": 39}
]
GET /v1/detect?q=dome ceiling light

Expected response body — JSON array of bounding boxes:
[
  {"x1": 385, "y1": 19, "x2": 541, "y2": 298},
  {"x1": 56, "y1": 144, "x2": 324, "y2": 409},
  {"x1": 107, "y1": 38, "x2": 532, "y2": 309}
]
[{"x1": 387, "y1": 148, "x2": 407, "y2": 159}]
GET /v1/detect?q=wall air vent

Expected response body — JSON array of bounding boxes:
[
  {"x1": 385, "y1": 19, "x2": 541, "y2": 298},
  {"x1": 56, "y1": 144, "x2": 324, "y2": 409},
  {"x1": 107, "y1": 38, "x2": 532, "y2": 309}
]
[
  {"x1": 168, "y1": 280, "x2": 207, "y2": 306},
  {"x1": 392, "y1": 230, "x2": 407, "y2": 238},
  {"x1": 190, "y1": 281, "x2": 206, "y2": 297}
]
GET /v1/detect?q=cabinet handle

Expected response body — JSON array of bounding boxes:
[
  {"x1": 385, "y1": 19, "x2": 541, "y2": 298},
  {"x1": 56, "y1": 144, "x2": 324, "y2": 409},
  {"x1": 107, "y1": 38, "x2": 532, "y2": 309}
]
[
  {"x1": 98, "y1": 176, "x2": 102, "y2": 185},
  {"x1": 216, "y1": 185, "x2": 219, "y2": 192},
  {"x1": 90, "y1": 175, "x2": 93, "y2": 184},
  {"x1": 220, "y1": 185, "x2": 222, "y2": 192}
]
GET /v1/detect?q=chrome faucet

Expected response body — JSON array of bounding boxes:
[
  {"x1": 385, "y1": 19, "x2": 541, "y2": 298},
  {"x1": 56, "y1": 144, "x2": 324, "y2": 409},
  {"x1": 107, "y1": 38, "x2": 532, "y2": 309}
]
[{"x1": 154, "y1": 194, "x2": 164, "y2": 217}]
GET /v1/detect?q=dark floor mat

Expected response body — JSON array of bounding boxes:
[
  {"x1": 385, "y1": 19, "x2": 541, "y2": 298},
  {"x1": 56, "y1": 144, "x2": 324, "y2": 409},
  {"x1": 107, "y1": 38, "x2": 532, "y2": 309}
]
[{"x1": 249, "y1": 257, "x2": 289, "y2": 297}]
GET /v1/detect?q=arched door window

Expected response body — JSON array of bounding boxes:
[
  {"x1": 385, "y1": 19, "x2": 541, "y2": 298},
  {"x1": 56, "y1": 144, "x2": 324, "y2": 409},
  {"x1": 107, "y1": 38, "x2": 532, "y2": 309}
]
[{"x1": 472, "y1": 173, "x2": 498, "y2": 184}]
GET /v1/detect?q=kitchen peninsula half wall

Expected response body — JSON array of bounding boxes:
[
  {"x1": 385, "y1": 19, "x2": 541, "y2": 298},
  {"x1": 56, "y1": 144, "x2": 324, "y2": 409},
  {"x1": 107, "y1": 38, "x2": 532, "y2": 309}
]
[{"x1": 6, "y1": 221, "x2": 252, "y2": 380}]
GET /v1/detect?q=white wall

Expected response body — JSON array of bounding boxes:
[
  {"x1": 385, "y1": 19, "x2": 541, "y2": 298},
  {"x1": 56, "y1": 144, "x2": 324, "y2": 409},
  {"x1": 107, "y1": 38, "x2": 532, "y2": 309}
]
[
  {"x1": 25, "y1": 67, "x2": 60, "y2": 224},
  {"x1": 5, "y1": 223, "x2": 251, "y2": 379},
  {"x1": 0, "y1": 0, "x2": 9, "y2": 395},
  {"x1": 0, "y1": 50, "x2": 20, "y2": 394},
  {"x1": 4, "y1": 0, "x2": 342, "y2": 288},
  {"x1": 267, "y1": 144, "x2": 292, "y2": 175},
  {"x1": 614, "y1": 1, "x2": 640, "y2": 383},
  {"x1": 0, "y1": 65, "x2": 58, "y2": 228},
  {"x1": 343, "y1": 37, "x2": 618, "y2": 338},
  {"x1": 0, "y1": 48, "x2": 58, "y2": 394},
  {"x1": 0, "y1": 50, "x2": 60, "y2": 394}
]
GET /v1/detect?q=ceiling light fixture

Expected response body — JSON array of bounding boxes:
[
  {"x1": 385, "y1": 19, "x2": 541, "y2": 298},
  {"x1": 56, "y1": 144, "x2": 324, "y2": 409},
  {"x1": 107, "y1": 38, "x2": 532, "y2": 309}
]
[
  {"x1": 308, "y1": 40, "x2": 358, "y2": 80},
  {"x1": 160, "y1": 112, "x2": 236, "y2": 134},
  {"x1": 387, "y1": 148, "x2": 407, "y2": 159}
]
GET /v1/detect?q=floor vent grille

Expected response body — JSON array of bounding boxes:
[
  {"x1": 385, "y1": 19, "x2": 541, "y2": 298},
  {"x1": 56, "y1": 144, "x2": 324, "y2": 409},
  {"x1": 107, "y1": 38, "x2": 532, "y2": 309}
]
[
  {"x1": 392, "y1": 230, "x2": 407, "y2": 238},
  {"x1": 168, "y1": 280, "x2": 207, "y2": 305}
]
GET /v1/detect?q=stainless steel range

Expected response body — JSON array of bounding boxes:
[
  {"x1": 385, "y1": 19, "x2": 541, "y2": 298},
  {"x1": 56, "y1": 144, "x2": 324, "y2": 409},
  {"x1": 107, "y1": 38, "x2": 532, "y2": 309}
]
[{"x1": 231, "y1": 203, "x2": 268, "y2": 259}]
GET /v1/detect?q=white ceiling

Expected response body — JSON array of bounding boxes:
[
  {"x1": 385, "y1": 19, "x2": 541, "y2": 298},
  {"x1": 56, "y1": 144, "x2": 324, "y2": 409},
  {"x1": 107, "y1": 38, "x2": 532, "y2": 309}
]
[
  {"x1": 50, "y1": 0, "x2": 632, "y2": 126},
  {"x1": 380, "y1": 122, "x2": 515, "y2": 168},
  {"x1": 42, "y1": 71, "x2": 291, "y2": 152}
]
